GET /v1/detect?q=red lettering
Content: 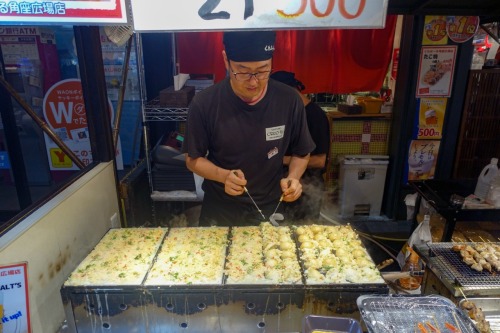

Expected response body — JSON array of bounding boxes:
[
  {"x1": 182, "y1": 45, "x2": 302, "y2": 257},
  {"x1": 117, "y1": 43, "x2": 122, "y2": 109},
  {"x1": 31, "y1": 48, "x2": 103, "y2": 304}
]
[
  {"x1": 310, "y1": 0, "x2": 334, "y2": 17},
  {"x1": 54, "y1": 150, "x2": 66, "y2": 162},
  {"x1": 339, "y1": 0, "x2": 365, "y2": 19},
  {"x1": 277, "y1": 0, "x2": 307, "y2": 18},
  {"x1": 277, "y1": 0, "x2": 366, "y2": 19}
]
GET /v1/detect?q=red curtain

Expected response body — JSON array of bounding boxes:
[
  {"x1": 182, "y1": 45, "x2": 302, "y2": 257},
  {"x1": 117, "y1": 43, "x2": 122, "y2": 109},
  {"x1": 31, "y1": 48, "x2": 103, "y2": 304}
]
[{"x1": 177, "y1": 15, "x2": 396, "y2": 94}]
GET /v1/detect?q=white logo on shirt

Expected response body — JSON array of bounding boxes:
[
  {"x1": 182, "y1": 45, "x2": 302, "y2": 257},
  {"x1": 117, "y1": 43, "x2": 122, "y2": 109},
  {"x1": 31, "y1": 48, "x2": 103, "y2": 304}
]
[{"x1": 266, "y1": 125, "x2": 285, "y2": 141}]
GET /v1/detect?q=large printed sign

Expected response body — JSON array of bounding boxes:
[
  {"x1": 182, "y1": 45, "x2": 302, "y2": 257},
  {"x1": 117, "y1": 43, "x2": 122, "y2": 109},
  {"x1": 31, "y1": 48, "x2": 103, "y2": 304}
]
[
  {"x1": 416, "y1": 46, "x2": 457, "y2": 98},
  {"x1": 0, "y1": 262, "x2": 31, "y2": 333},
  {"x1": 131, "y1": 0, "x2": 388, "y2": 31},
  {"x1": 446, "y1": 16, "x2": 479, "y2": 43},
  {"x1": 422, "y1": 16, "x2": 448, "y2": 45},
  {"x1": 408, "y1": 140, "x2": 440, "y2": 181},
  {"x1": 0, "y1": 0, "x2": 127, "y2": 24},
  {"x1": 417, "y1": 98, "x2": 447, "y2": 140},
  {"x1": 42, "y1": 79, "x2": 123, "y2": 170}
]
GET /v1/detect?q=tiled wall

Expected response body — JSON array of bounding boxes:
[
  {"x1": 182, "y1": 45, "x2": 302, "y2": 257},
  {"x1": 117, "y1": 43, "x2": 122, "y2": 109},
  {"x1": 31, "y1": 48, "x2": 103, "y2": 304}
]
[{"x1": 326, "y1": 118, "x2": 392, "y2": 189}]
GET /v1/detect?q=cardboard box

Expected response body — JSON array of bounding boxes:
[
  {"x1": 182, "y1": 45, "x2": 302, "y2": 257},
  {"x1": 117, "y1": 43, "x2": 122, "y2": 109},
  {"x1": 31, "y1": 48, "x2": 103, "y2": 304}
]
[{"x1": 159, "y1": 85, "x2": 195, "y2": 107}]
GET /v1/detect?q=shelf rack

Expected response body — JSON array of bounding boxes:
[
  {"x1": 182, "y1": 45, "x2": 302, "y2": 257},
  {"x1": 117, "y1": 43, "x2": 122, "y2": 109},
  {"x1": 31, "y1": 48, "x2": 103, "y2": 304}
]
[{"x1": 144, "y1": 98, "x2": 188, "y2": 121}]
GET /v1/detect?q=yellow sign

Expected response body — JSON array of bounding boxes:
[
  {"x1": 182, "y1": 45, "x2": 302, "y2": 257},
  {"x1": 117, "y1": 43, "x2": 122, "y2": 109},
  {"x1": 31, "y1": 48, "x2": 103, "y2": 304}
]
[
  {"x1": 418, "y1": 98, "x2": 447, "y2": 139},
  {"x1": 423, "y1": 16, "x2": 448, "y2": 45},
  {"x1": 50, "y1": 148, "x2": 73, "y2": 168}
]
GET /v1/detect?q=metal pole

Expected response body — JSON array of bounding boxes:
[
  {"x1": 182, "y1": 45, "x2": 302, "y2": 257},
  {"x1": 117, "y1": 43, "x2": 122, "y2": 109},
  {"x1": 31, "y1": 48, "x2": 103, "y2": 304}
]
[{"x1": 112, "y1": 36, "x2": 133, "y2": 151}]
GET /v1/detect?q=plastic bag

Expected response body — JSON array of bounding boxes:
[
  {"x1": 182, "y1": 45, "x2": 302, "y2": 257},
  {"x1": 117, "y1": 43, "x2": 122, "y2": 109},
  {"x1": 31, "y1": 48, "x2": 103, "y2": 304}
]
[
  {"x1": 397, "y1": 215, "x2": 432, "y2": 268},
  {"x1": 404, "y1": 193, "x2": 418, "y2": 220}
]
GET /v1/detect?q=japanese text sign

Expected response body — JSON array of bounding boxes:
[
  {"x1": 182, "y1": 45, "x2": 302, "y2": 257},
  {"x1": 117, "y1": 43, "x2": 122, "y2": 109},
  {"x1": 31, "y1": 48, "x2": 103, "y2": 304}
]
[
  {"x1": 131, "y1": 0, "x2": 388, "y2": 31},
  {"x1": 0, "y1": 262, "x2": 31, "y2": 333},
  {"x1": 407, "y1": 140, "x2": 441, "y2": 181},
  {"x1": 0, "y1": 0, "x2": 127, "y2": 24},
  {"x1": 417, "y1": 97, "x2": 447, "y2": 140},
  {"x1": 416, "y1": 46, "x2": 457, "y2": 98},
  {"x1": 446, "y1": 16, "x2": 479, "y2": 43},
  {"x1": 42, "y1": 79, "x2": 123, "y2": 170}
]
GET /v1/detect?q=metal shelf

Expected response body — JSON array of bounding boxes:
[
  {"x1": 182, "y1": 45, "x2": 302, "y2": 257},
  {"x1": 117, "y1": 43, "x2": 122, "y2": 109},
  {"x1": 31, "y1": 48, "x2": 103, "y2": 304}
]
[{"x1": 144, "y1": 98, "x2": 188, "y2": 121}]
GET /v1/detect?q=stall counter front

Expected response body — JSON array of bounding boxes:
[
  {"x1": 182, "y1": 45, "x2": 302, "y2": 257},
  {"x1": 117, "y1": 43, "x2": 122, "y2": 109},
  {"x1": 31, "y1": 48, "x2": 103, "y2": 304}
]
[{"x1": 60, "y1": 224, "x2": 388, "y2": 332}]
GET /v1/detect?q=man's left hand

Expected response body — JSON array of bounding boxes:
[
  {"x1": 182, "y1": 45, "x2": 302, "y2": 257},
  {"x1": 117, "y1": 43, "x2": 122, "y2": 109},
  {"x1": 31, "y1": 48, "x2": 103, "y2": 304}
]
[{"x1": 280, "y1": 178, "x2": 302, "y2": 202}]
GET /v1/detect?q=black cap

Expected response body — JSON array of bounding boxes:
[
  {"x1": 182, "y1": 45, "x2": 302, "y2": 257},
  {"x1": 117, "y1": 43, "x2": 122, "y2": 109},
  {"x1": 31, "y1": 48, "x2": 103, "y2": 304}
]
[
  {"x1": 270, "y1": 71, "x2": 305, "y2": 91},
  {"x1": 223, "y1": 31, "x2": 276, "y2": 62}
]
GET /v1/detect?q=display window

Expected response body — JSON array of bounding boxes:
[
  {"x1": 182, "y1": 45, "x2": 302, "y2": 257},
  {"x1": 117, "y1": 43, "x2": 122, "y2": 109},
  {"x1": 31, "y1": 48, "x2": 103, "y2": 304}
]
[{"x1": 0, "y1": 25, "x2": 140, "y2": 237}]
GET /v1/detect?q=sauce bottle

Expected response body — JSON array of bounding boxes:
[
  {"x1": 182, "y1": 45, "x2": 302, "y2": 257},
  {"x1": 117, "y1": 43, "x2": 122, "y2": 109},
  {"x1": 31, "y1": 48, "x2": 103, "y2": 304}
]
[{"x1": 399, "y1": 248, "x2": 423, "y2": 290}]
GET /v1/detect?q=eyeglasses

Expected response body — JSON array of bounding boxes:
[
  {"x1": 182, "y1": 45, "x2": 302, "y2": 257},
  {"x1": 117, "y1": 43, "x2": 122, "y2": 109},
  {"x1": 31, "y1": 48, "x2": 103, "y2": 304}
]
[{"x1": 229, "y1": 61, "x2": 272, "y2": 81}]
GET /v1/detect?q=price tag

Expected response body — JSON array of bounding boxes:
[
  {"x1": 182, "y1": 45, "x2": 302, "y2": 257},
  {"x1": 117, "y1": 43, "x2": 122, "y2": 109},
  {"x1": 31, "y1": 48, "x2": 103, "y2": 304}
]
[{"x1": 131, "y1": 0, "x2": 388, "y2": 31}]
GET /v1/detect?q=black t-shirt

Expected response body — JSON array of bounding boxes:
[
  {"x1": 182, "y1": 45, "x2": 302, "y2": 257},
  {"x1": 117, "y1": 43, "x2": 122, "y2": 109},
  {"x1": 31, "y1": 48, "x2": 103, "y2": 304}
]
[
  {"x1": 182, "y1": 78, "x2": 315, "y2": 206},
  {"x1": 302, "y1": 101, "x2": 331, "y2": 181}
]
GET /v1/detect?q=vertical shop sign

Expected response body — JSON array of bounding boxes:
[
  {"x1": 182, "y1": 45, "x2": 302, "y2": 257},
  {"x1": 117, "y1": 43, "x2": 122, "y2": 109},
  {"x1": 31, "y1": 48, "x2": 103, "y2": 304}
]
[
  {"x1": 390, "y1": 48, "x2": 399, "y2": 80},
  {"x1": 0, "y1": 262, "x2": 31, "y2": 333},
  {"x1": 416, "y1": 46, "x2": 457, "y2": 98},
  {"x1": 422, "y1": 16, "x2": 448, "y2": 45},
  {"x1": 407, "y1": 140, "x2": 440, "y2": 181},
  {"x1": 131, "y1": 0, "x2": 388, "y2": 31},
  {"x1": 0, "y1": 151, "x2": 10, "y2": 169},
  {"x1": 0, "y1": 0, "x2": 127, "y2": 24},
  {"x1": 446, "y1": 16, "x2": 479, "y2": 43},
  {"x1": 417, "y1": 98, "x2": 447, "y2": 139},
  {"x1": 42, "y1": 79, "x2": 123, "y2": 170}
]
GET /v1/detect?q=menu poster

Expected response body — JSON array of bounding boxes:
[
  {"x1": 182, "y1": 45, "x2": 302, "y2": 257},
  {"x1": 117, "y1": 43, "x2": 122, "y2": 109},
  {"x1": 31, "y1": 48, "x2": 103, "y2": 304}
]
[
  {"x1": 416, "y1": 46, "x2": 457, "y2": 98},
  {"x1": 417, "y1": 98, "x2": 447, "y2": 139},
  {"x1": 407, "y1": 140, "x2": 441, "y2": 181},
  {"x1": 0, "y1": 0, "x2": 128, "y2": 24},
  {"x1": 0, "y1": 262, "x2": 31, "y2": 333},
  {"x1": 422, "y1": 16, "x2": 448, "y2": 45}
]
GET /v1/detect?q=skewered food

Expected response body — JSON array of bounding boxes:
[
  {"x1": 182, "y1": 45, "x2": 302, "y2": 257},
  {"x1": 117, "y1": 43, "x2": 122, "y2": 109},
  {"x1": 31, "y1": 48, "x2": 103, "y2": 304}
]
[
  {"x1": 452, "y1": 242, "x2": 500, "y2": 273},
  {"x1": 460, "y1": 300, "x2": 491, "y2": 333}
]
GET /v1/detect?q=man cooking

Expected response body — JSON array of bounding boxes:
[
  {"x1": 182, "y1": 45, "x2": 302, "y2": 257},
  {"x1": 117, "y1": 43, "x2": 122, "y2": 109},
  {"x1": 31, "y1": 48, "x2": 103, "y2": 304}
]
[{"x1": 182, "y1": 30, "x2": 315, "y2": 226}]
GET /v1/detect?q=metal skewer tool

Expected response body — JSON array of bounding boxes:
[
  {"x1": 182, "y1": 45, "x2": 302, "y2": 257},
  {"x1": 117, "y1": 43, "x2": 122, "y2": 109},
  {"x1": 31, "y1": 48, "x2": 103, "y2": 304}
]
[
  {"x1": 269, "y1": 180, "x2": 292, "y2": 226},
  {"x1": 233, "y1": 171, "x2": 266, "y2": 221}
]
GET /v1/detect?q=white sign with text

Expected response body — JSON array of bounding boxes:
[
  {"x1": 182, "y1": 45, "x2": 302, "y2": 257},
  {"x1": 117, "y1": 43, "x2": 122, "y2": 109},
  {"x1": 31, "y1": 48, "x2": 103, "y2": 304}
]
[{"x1": 131, "y1": 0, "x2": 388, "y2": 31}]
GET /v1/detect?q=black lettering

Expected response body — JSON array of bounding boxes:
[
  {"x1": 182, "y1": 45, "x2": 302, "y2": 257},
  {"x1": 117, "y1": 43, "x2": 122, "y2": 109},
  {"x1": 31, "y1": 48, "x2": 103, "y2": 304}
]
[
  {"x1": 198, "y1": 0, "x2": 230, "y2": 20},
  {"x1": 244, "y1": 0, "x2": 254, "y2": 19},
  {"x1": 0, "y1": 284, "x2": 11, "y2": 290}
]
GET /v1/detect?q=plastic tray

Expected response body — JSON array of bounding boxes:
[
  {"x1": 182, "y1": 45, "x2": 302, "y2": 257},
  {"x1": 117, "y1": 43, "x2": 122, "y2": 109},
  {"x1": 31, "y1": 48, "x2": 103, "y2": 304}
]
[
  {"x1": 357, "y1": 295, "x2": 479, "y2": 333},
  {"x1": 302, "y1": 315, "x2": 363, "y2": 333}
]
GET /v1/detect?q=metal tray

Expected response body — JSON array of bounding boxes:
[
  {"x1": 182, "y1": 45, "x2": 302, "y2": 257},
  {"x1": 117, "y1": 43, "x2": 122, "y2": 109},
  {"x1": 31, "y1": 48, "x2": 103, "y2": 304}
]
[
  {"x1": 357, "y1": 295, "x2": 479, "y2": 333},
  {"x1": 302, "y1": 315, "x2": 362, "y2": 333}
]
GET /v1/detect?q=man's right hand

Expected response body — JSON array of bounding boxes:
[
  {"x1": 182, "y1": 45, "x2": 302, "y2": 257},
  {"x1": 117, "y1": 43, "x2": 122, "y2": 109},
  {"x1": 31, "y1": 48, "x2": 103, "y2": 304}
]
[{"x1": 225, "y1": 170, "x2": 247, "y2": 196}]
